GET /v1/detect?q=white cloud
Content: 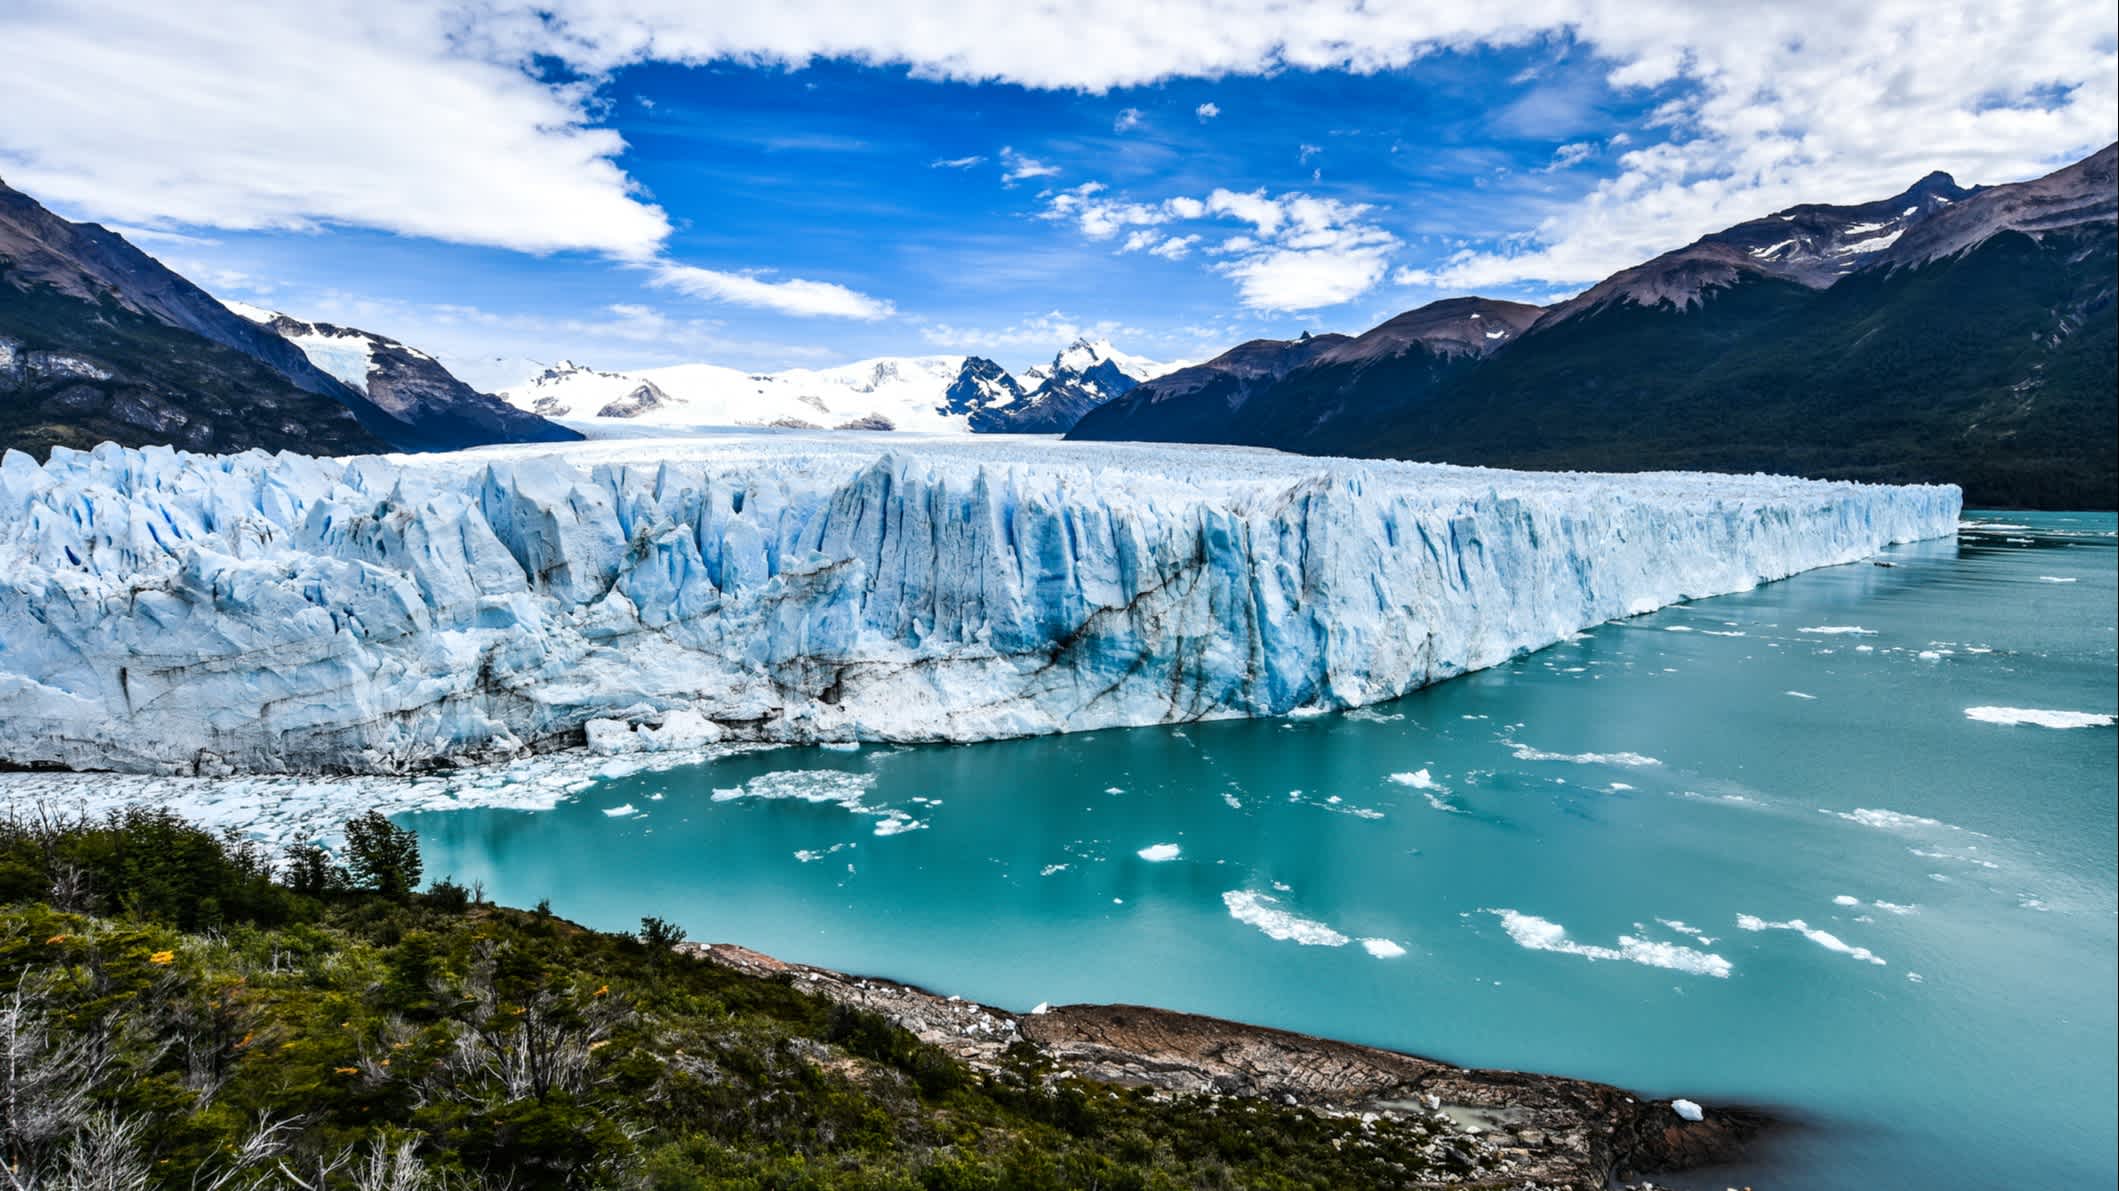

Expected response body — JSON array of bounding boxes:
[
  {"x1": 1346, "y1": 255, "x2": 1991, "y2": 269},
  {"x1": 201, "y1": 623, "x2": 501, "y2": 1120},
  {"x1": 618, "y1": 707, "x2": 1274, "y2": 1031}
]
[
  {"x1": 1298, "y1": 143, "x2": 1323, "y2": 164},
  {"x1": 0, "y1": 0, "x2": 670, "y2": 259},
  {"x1": 930, "y1": 155, "x2": 986, "y2": 168},
  {"x1": 918, "y1": 310, "x2": 1142, "y2": 356},
  {"x1": 1118, "y1": 230, "x2": 1203, "y2": 260},
  {"x1": 1195, "y1": 102, "x2": 1222, "y2": 121},
  {"x1": 1536, "y1": 141, "x2": 1597, "y2": 173},
  {"x1": 999, "y1": 145, "x2": 1061, "y2": 186},
  {"x1": 1114, "y1": 107, "x2": 1145, "y2": 132},
  {"x1": 1048, "y1": 182, "x2": 1398, "y2": 310},
  {"x1": 1208, "y1": 194, "x2": 1397, "y2": 310},
  {"x1": 4, "y1": 0, "x2": 2108, "y2": 317},
  {"x1": 650, "y1": 263, "x2": 897, "y2": 320},
  {"x1": 1148, "y1": 234, "x2": 1202, "y2": 260}
]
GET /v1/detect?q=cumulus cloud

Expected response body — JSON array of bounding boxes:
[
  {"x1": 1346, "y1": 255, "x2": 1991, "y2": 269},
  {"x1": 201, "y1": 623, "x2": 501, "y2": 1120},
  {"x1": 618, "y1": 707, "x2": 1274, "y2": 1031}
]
[
  {"x1": 4, "y1": 0, "x2": 2108, "y2": 310},
  {"x1": 930, "y1": 154, "x2": 986, "y2": 168},
  {"x1": 0, "y1": 0, "x2": 671, "y2": 259},
  {"x1": 1046, "y1": 181, "x2": 1398, "y2": 310},
  {"x1": 999, "y1": 146, "x2": 1062, "y2": 186},
  {"x1": 1114, "y1": 107, "x2": 1145, "y2": 132},
  {"x1": 650, "y1": 263, "x2": 897, "y2": 320},
  {"x1": 1196, "y1": 102, "x2": 1222, "y2": 121}
]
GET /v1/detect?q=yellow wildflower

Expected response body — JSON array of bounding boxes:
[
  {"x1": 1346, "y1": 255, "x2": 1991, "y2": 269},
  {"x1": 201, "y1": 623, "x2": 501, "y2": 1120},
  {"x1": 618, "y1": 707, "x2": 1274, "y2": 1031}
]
[
  {"x1": 334, "y1": 1067, "x2": 360, "y2": 1076},
  {"x1": 44, "y1": 935, "x2": 66, "y2": 945},
  {"x1": 148, "y1": 950, "x2": 175, "y2": 965}
]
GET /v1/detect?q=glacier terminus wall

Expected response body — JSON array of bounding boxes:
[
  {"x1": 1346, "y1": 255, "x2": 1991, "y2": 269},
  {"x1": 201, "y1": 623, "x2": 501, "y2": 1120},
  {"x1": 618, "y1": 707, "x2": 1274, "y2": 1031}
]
[{"x1": 0, "y1": 433, "x2": 1961, "y2": 774}]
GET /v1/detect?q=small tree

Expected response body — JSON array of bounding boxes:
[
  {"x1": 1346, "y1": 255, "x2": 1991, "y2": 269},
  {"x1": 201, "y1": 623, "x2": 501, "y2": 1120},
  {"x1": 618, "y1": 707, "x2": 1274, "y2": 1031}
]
[
  {"x1": 281, "y1": 840, "x2": 343, "y2": 896},
  {"x1": 639, "y1": 916, "x2": 687, "y2": 954},
  {"x1": 341, "y1": 813, "x2": 422, "y2": 900},
  {"x1": 425, "y1": 876, "x2": 470, "y2": 915}
]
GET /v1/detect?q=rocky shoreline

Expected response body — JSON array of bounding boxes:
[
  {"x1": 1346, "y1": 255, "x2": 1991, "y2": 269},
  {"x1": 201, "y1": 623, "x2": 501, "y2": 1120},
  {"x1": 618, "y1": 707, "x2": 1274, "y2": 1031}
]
[{"x1": 682, "y1": 941, "x2": 1772, "y2": 1189}]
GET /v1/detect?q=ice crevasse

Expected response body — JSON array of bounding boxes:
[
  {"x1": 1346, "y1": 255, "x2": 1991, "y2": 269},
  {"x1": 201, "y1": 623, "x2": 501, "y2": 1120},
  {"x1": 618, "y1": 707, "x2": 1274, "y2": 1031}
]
[{"x1": 0, "y1": 434, "x2": 1961, "y2": 774}]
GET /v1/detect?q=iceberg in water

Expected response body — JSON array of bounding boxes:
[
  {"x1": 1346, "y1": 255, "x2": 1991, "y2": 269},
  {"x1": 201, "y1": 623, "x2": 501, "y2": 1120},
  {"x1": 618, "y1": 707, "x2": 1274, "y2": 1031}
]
[{"x1": 0, "y1": 433, "x2": 1959, "y2": 774}]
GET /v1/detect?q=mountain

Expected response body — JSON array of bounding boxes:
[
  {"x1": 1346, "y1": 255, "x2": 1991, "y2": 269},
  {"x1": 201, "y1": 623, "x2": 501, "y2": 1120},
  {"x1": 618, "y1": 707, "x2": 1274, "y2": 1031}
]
[
  {"x1": 969, "y1": 338, "x2": 1176, "y2": 433},
  {"x1": 501, "y1": 338, "x2": 1181, "y2": 435},
  {"x1": 503, "y1": 355, "x2": 990, "y2": 432},
  {"x1": 1071, "y1": 144, "x2": 2117, "y2": 508},
  {"x1": 2, "y1": 178, "x2": 387, "y2": 457},
  {"x1": 1069, "y1": 300, "x2": 1541, "y2": 449},
  {"x1": 225, "y1": 303, "x2": 577, "y2": 449},
  {"x1": 1, "y1": 176, "x2": 575, "y2": 458}
]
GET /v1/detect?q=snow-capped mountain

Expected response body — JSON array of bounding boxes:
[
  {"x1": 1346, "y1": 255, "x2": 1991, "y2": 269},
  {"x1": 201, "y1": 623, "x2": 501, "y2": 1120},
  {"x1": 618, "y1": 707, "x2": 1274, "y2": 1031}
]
[
  {"x1": 1538, "y1": 171, "x2": 1976, "y2": 326},
  {"x1": 2, "y1": 177, "x2": 389, "y2": 458},
  {"x1": 500, "y1": 337, "x2": 1183, "y2": 435},
  {"x1": 1072, "y1": 143, "x2": 2115, "y2": 508},
  {"x1": 224, "y1": 302, "x2": 575, "y2": 449}
]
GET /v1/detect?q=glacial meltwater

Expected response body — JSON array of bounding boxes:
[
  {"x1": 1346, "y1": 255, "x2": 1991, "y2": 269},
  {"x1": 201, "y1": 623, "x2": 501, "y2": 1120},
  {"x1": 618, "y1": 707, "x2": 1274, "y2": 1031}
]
[{"x1": 408, "y1": 512, "x2": 2117, "y2": 1189}]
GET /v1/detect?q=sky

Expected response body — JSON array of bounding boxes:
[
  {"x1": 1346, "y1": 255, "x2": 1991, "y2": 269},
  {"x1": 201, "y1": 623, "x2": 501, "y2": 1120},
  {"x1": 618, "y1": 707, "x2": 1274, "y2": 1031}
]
[{"x1": 1, "y1": 1, "x2": 2113, "y2": 389}]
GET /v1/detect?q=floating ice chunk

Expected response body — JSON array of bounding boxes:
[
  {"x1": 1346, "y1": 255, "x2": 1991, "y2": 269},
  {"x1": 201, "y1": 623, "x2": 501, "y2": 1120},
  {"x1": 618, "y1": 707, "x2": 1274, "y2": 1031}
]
[
  {"x1": 1222, "y1": 890, "x2": 1351, "y2": 947},
  {"x1": 2037, "y1": 575, "x2": 2077, "y2": 583},
  {"x1": 872, "y1": 813, "x2": 925, "y2": 837},
  {"x1": 1361, "y1": 938, "x2": 1407, "y2": 958},
  {"x1": 1507, "y1": 743, "x2": 1661, "y2": 767},
  {"x1": 1656, "y1": 919, "x2": 1717, "y2": 945},
  {"x1": 1786, "y1": 690, "x2": 1818, "y2": 700},
  {"x1": 1872, "y1": 901, "x2": 1916, "y2": 915},
  {"x1": 602, "y1": 803, "x2": 639, "y2": 817},
  {"x1": 1137, "y1": 843, "x2": 1182, "y2": 862},
  {"x1": 1833, "y1": 895, "x2": 1861, "y2": 906},
  {"x1": 1672, "y1": 1099, "x2": 1705, "y2": 1122},
  {"x1": 1736, "y1": 914, "x2": 1886, "y2": 965},
  {"x1": 1828, "y1": 807, "x2": 1948, "y2": 831},
  {"x1": 1964, "y1": 707, "x2": 2115, "y2": 729},
  {"x1": 1799, "y1": 625, "x2": 1876, "y2": 635},
  {"x1": 1038, "y1": 863, "x2": 1070, "y2": 876},
  {"x1": 1608, "y1": 782, "x2": 1634, "y2": 792},
  {"x1": 1388, "y1": 769, "x2": 1437, "y2": 789},
  {"x1": 711, "y1": 770, "x2": 876, "y2": 810},
  {"x1": 1488, "y1": 910, "x2": 1732, "y2": 978},
  {"x1": 1342, "y1": 707, "x2": 1405, "y2": 723}
]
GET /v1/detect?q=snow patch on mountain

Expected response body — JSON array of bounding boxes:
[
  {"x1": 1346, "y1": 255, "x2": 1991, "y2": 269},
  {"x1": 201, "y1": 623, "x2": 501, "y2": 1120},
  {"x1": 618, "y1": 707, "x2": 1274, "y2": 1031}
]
[{"x1": 502, "y1": 339, "x2": 1182, "y2": 436}]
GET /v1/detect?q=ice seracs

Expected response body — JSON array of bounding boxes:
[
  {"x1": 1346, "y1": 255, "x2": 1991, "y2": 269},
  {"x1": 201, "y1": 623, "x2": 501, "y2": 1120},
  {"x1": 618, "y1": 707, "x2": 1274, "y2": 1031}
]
[{"x1": 0, "y1": 433, "x2": 1958, "y2": 774}]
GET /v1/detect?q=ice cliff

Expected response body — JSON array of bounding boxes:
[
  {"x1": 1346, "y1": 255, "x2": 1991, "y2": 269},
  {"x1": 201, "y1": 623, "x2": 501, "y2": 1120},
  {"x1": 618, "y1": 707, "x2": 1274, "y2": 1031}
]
[{"x1": 0, "y1": 434, "x2": 1961, "y2": 774}]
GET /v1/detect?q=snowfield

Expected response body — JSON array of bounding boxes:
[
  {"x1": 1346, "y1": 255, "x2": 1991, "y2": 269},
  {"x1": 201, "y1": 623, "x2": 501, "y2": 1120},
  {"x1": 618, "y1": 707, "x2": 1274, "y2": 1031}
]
[{"x1": 0, "y1": 432, "x2": 1959, "y2": 775}]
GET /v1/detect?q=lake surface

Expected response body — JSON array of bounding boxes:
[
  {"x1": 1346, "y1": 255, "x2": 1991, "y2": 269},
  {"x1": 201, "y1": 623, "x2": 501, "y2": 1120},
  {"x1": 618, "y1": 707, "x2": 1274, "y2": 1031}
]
[{"x1": 409, "y1": 511, "x2": 2117, "y2": 1189}]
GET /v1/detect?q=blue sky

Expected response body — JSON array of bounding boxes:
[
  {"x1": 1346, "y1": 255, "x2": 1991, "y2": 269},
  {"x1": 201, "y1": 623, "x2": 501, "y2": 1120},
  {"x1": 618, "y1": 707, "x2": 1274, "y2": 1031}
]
[{"x1": 2, "y1": 2, "x2": 2112, "y2": 388}]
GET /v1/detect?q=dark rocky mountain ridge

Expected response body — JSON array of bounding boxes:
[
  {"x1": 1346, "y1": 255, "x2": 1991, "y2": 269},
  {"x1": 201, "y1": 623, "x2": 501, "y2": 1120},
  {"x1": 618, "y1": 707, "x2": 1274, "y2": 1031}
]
[
  {"x1": 2, "y1": 177, "x2": 575, "y2": 458},
  {"x1": 1071, "y1": 143, "x2": 2118, "y2": 509}
]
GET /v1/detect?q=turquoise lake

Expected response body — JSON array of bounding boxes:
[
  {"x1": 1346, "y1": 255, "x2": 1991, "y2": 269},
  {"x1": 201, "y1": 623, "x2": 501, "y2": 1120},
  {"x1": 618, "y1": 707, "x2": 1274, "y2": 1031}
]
[{"x1": 408, "y1": 511, "x2": 2118, "y2": 1189}]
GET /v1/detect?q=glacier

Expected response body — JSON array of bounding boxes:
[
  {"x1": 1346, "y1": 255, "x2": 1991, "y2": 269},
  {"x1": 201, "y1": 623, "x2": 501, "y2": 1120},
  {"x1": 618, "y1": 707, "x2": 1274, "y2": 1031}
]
[{"x1": 0, "y1": 432, "x2": 1960, "y2": 775}]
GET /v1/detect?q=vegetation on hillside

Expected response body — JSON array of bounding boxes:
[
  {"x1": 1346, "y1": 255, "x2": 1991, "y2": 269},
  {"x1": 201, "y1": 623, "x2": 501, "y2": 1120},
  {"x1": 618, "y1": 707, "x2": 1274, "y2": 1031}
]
[
  {"x1": 1365, "y1": 226, "x2": 2117, "y2": 509},
  {"x1": 0, "y1": 806, "x2": 1459, "y2": 1190}
]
